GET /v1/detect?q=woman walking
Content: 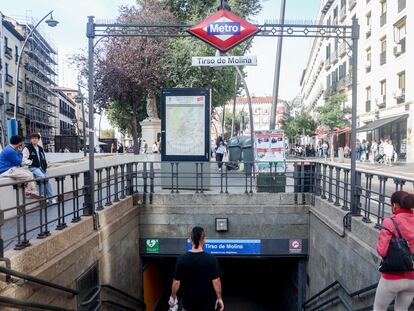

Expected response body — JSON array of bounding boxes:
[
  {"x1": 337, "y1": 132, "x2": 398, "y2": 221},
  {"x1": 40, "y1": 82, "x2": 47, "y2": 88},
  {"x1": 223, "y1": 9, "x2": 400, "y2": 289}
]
[{"x1": 373, "y1": 191, "x2": 414, "y2": 311}]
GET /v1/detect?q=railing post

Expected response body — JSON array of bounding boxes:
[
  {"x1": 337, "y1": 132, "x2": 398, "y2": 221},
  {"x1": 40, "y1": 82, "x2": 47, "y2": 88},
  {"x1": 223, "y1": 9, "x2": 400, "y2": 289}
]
[
  {"x1": 321, "y1": 164, "x2": 327, "y2": 199},
  {"x1": 114, "y1": 165, "x2": 120, "y2": 202},
  {"x1": 196, "y1": 163, "x2": 200, "y2": 194},
  {"x1": 105, "y1": 167, "x2": 112, "y2": 206},
  {"x1": 56, "y1": 177, "x2": 67, "y2": 230},
  {"x1": 353, "y1": 171, "x2": 362, "y2": 216},
  {"x1": 170, "y1": 162, "x2": 174, "y2": 193},
  {"x1": 199, "y1": 163, "x2": 203, "y2": 194},
  {"x1": 149, "y1": 162, "x2": 154, "y2": 194},
  {"x1": 328, "y1": 166, "x2": 333, "y2": 202},
  {"x1": 71, "y1": 174, "x2": 81, "y2": 223},
  {"x1": 244, "y1": 161, "x2": 248, "y2": 194},
  {"x1": 120, "y1": 164, "x2": 126, "y2": 199},
  {"x1": 126, "y1": 163, "x2": 134, "y2": 196},
  {"x1": 334, "y1": 167, "x2": 341, "y2": 206},
  {"x1": 176, "y1": 162, "x2": 180, "y2": 193},
  {"x1": 393, "y1": 178, "x2": 405, "y2": 191},
  {"x1": 83, "y1": 171, "x2": 93, "y2": 216},
  {"x1": 37, "y1": 180, "x2": 48, "y2": 239},
  {"x1": 375, "y1": 176, "x2": 388, "y2": 229},
  {"x1": 96, "y1": 169, "x2": 104, "y2": 211},
  {"x1": 342, "y1": 168, "x2": 350, "y2": 211},
  {"x1": 362, "y1": 173, "x2": 373, "y2": 223}
]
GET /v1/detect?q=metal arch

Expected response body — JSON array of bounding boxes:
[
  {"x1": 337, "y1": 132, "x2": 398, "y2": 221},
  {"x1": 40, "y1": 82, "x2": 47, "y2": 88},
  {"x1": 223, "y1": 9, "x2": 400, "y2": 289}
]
[{"x1": 92, "y1": 23, "x2": 355, "y2": 39}]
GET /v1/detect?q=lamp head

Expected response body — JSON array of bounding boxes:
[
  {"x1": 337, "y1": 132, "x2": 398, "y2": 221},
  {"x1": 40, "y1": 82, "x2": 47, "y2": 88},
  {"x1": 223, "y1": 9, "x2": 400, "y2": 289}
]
[{"x1": 45, "y1": 14, "x2": 59, "y2": 27}]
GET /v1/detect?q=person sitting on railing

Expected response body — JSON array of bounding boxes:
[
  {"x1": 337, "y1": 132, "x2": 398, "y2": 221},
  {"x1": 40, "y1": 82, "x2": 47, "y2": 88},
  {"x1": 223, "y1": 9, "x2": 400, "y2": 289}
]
[
  {"x1": 23, "y1": 133, "x2": 56, "y2": 204},
  {"x1": 0, "y1": 135, "x2": 41, "y2": 199},
  {"x1": 373, "y1": 191, "x2": 414, "y2": 311}
]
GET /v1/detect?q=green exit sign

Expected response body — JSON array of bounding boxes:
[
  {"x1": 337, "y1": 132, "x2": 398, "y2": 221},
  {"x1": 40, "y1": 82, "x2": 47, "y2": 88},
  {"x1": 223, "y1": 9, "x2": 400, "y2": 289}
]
[{"x1": 146, "y1": 239, "x2": 160, "y2": 253}]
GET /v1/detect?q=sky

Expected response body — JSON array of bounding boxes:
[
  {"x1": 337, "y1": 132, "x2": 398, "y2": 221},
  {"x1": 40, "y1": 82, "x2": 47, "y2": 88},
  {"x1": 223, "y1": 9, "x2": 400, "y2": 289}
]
[{"x1": 1, "y1": 0, "x2": 321, "y2": 129}]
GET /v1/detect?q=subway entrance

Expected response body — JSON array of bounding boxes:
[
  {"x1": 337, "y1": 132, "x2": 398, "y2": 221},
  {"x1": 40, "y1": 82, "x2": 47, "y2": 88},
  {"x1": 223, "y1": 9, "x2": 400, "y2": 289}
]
[{"x1": 143, "y1": 256, "x2": 305, "y2": 311}]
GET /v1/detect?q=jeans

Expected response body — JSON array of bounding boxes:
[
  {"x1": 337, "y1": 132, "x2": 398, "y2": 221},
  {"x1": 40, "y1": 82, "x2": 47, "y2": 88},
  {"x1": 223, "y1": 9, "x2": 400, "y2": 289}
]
[
  {"x1": 374, "y1": 277, "x2": 414, "y2": 311},
  {"x1": 29, "y1": 167, "x2": 54, "y2": 199},
  {"x1": 2, "y1": 167, "x2": 38, "y2": 194}
]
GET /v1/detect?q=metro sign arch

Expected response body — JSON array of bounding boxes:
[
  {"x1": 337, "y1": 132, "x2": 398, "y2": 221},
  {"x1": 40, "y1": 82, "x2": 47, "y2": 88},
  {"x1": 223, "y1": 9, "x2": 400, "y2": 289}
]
[{"x1": 188, "y1": 9, "x2": 259, "y2": 52}]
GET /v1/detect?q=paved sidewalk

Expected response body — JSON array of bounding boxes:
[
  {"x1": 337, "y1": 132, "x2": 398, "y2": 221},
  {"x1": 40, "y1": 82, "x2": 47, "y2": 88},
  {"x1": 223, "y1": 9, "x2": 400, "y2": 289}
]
[{"x1": 289, "y1": 156, "x2": 414, "y2": 180}]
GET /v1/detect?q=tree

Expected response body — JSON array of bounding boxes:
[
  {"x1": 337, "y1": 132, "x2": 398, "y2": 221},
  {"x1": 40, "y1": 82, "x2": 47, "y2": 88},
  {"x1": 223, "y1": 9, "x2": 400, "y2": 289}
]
[
  {"x1": 316, "y1": 94, "x2": 351, "y2": 160},
  {"x1": 215, "y1": 109, "x2": 248, "y2": 141},
  {"x1": 283, "y1": 113, "x2": 317, "y2": 144}
]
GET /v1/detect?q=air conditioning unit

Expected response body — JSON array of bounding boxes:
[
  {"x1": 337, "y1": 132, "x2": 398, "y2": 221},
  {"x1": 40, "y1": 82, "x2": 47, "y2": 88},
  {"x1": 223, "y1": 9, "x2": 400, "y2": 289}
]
[{"x1": 394, "y1": 43, "x2": 402, "y2": 56}]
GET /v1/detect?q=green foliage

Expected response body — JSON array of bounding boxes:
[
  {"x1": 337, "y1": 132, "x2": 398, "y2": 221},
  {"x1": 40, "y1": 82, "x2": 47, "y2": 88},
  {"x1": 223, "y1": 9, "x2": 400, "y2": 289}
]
[
  {"x1": 315, "y1": 94, "x2": 351, "y2": 131},
  {"x1": 216, "y1": 110, "x2": 248, "y2": 141},
  {"x1": 283, "y1": 113, "x2": 317, "y2": 142},
  {"x1": 106, "y1": 100, "x2": 146, "y2": 136},
  {"x1": 100, "y1": 128, "x2": 115, "y2": 139}
]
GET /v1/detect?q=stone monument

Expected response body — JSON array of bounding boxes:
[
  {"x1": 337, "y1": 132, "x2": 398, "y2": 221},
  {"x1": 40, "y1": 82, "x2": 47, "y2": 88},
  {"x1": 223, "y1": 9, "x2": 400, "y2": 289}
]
[{"x1": 140, "y1": 92, "x2": 161, "y2": 152}]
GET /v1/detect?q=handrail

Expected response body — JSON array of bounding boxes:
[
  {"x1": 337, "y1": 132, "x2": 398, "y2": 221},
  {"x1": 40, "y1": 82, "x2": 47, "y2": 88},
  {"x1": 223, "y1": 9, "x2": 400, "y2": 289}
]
[
  {"x1": 102, "y1": 299, "x2": 140, "y2": 311},
  {"x1": 303, "y1": 280, "x2": 378, "y2": 310},
  {"x1": 0, "y1": 266, "x2": 79, "y2": 295},
  {"x1": 308, "y1": 294, "x2": 353, "y2": 311},
  {"x1": 102, "y1": 283, "x2": 146, "y2": 307},
  {"x1": 0, "y1": 295, "x2": 75, "y2": 311}
]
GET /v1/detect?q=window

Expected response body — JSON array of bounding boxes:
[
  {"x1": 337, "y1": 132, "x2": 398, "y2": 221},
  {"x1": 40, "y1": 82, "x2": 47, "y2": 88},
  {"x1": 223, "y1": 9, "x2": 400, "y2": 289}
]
[
  {"x1": 380, "y1": 0, "x2": 387, "y2": 26},
  {"x1": 15, "y1": 46, "x2": 18, "y2": 62},
  {"x1": 398, "y1": 0, "x2": 406, "y2": 12},
  {"x1": 366, "y1": 87, "x2": 371, "y2": 112},
  {"x1": 395, "y1": 19, "x2": 406, "y2": 42},
  {"x1": 341, "y1": 0, "x2": 346, "y2": 8},
  {"x1": 380, "y1": 37, "x2": 387, "y2": 65},
  {"x1": 366, "y1": 12, "x2": 372, "y2": 38},
  {"x1": 366, "y1": 48, "x2": 371, "y2": 72},
  {"x1": 380, "y1": 80, "x2": 386, "y2": 96},
  {"x1": 5, "y1": 92, "x2": 10, "y2": 104},
  {"x1": 398, "y1": 71, "x2": 405, "y2": 90},
  {"x1": 4, "y1": 37, "x2": 8, "y2": 48},
  {"x1": 5, "y1": 63, "x2": 8, "y2": 75}
]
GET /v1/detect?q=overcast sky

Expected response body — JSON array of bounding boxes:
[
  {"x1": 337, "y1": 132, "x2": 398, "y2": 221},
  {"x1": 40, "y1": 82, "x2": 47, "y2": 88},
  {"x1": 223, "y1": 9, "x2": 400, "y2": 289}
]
[{"x1": 2, "y1": 0, "x2": 320, "y2": 128}]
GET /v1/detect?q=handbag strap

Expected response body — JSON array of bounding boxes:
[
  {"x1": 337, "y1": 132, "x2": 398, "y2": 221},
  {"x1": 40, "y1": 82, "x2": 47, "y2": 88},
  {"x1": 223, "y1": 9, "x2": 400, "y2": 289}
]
[{"x1": 390, "y1": 217, "x2": 404, "y2": 239}]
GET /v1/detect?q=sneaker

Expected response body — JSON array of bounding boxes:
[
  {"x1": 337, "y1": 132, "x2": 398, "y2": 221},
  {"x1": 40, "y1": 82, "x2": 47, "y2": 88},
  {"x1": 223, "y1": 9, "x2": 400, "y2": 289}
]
[
  {"x1": 26, "y1": 193, "x2": 45, "y2": 200},
  {"x1": 48, "y1": 198, "x2": 57, "y2": 205}
]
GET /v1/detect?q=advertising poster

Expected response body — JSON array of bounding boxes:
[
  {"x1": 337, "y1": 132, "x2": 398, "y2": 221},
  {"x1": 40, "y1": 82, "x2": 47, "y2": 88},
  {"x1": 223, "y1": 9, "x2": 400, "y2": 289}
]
[{"x1": 254, "y1": 130, "x2": 286, "y2": 173}]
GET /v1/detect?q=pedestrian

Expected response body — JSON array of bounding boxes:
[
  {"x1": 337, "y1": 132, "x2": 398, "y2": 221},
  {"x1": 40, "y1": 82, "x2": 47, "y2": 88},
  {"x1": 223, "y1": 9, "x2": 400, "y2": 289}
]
[
  {"x1": 355, "y1": 139, "x2": 361, "y2": 161},
  {"x1": 373, "y1": 191, "x2": 414, "y2": 311},
  {"x1": 152, "y1": 141, "x2": 159, "y2": 154},
  {"x1": 344, "y1": 144, "x2": 350, "y2": 158},
  {"x1": 118, "y1": 144, "x2": 124, "y2": 153},
  {"x1": 0, "y1": 135, "x2": 41, "y2": 199},
  {"x1": 384, "y1": 139, "x2": 394, "y2": 167},
  {"x1": 322, "y1": 141, "x2": 328, "y2": 161},
  {"x1": 371, "y1": 140, "x2": 378, "y2": 163},
  {"x1": 23, "y1": 133, "x2": 55, "y2": 203},
  {"x1": 360, "y1": 140, "x2": 367, "y2": 162},
  {"x1": 215, "y1": 141, "x2": 226, "y2": 172},
  {"x1": 111, "y1": 143, "x2": 117, "y2": 153},
  {"x1": 169, "y1": 226, "x2": 224, "y2": 311}
]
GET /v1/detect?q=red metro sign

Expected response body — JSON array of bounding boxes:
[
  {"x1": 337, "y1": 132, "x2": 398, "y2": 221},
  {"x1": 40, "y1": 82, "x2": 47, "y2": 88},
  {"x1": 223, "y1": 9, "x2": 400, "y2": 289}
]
[{"x1": 188, "y1": 9, "x2": 260, "y2": 52}]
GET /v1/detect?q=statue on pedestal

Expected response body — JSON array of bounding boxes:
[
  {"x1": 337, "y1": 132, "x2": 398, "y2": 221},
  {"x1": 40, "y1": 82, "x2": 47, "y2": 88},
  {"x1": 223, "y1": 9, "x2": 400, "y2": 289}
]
[{"x1": 146, "y1": 92, "x2": 158, "y2": 119}]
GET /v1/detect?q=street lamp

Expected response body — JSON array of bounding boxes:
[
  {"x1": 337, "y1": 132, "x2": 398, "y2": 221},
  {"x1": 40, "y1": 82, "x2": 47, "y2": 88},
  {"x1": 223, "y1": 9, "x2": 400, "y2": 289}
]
[
  {"x1": 74, "y1": 84, "x2": 88, "y2": 157},
  {"x1": 8, "y1": 11, "x2": 59, "y2": 139}
]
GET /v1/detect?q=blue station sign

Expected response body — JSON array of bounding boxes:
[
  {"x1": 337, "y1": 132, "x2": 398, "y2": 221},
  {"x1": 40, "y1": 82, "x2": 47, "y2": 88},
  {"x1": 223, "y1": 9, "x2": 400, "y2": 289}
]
[{"x1": 187, "y1": 239, "x2": 261, "y2": 255}]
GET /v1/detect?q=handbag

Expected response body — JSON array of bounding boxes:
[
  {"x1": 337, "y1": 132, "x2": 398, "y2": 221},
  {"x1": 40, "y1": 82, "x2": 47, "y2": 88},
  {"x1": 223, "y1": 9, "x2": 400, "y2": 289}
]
[{"x1": 379, "y1": 217, "x2": 414, "y2": 273}]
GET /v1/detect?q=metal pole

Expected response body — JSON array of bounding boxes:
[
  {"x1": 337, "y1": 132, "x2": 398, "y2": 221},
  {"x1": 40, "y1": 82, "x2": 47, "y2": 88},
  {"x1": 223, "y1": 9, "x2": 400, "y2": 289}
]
[
  {"x1": 77, "y1": 84, "x2": 87, "y2": 157},
  {"x1": 269, "y1": 0, "x2": 286, "y2": 130},
  {"x1": 350, "y1": 18, "x2": 359, "y2": 215},
  {"x1": 11, "y1": 11, "x2": 54, "y2": 137},
  {"x1": 87, "y1": 16, "x2": 95, "y2": 215}
]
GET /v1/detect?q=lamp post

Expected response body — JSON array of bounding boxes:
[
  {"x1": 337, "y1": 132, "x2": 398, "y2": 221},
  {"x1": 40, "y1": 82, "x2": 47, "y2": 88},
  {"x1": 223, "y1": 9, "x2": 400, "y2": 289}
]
[
  {"x1": 74, "y1": 85, "x2": 88, "y2": 157},
  {"x1": 9, "y1": 11, "x2": 59, "y2": 139}
]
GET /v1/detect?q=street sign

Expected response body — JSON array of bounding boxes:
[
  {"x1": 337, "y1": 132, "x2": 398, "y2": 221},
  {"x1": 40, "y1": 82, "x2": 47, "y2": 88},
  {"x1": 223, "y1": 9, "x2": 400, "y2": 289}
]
[
  {"x1": 187, "y1": 239, "x2": 261, "y2": 255},
  {"x1": 188, "y1": 9, "x2": 259, "y2": 52},
  {"x1": 192, "y1": 55, "x2": 257, "y2": 67},
  {"x1": 289, "y1": 239, "x2": 302, "y2": 254}
]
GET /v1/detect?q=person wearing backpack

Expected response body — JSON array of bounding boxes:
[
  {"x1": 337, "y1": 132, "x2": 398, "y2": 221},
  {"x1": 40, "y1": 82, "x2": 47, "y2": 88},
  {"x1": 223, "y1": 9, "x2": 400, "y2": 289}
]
[{"x1": 374, "y1": 191, "x2": 414, "y2": 311}]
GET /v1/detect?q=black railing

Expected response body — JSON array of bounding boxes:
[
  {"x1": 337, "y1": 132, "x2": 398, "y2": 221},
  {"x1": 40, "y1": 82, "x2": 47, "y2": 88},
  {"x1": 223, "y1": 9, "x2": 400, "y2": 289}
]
[
  {"x1": 303, "y1": 280, "x2": 378, "y2": 310},
  {"x1": 4, "y1": 46, "x2": 12, "y2": 58},
  {"x1": 0, "y1": 160, "x2": 413, "y2": 254}
]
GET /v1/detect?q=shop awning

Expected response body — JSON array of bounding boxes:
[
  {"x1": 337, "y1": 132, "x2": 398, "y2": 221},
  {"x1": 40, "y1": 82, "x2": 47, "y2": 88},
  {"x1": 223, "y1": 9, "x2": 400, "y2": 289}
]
[
  {"x1": 357, "y1": 114, "x2": 408, "y2": 133},
  {"x1": 335, "y1": 127, "x2": 351, "y2": 135}
]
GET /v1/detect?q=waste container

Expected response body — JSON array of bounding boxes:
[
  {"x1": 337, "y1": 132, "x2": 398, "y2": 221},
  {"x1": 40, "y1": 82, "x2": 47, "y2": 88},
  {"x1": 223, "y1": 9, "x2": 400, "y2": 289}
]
[
  {"x1": 240, "y1": 136, "x2": 253, "y2": 174},
  {"x1": 227, "y1": 137, "x2": 242, "y2": 162},
  {"x1": 256, "y1": 173, "x2": 286, "y2": 193},
  {"x1": 338, "y1": 147, "x2": 344, "y2": 163}
]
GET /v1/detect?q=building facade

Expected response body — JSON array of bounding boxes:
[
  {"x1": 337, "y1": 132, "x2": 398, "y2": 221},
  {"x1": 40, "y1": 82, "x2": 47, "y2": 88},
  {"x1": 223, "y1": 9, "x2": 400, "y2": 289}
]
[
  {"x1": 0, "y1": 12, "x2": 58, "y2": 148},
  {"x1": 212, "y1": 96, "x2": 288, "y2": 139},
  {"x1": 300, "y1": 0, "x2": 413, "y2": 161}
]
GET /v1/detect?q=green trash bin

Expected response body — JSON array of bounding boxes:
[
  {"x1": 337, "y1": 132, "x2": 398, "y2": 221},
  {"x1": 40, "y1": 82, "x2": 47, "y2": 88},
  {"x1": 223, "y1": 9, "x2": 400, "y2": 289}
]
[
  {"x1": 256, "y1": 173, "x2": 286, "y2": 193},
  {"x1": 227, "y1": 137, "x2": 242, "y2": 162},
  {"x1": 240, "y1": 136, "x2": 253, "y2": 174}
]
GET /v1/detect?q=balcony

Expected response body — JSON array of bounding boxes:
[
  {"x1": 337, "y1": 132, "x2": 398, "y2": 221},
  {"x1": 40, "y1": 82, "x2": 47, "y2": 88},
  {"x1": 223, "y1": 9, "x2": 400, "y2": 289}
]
[
  {"x1": 321, "y1": 0, "x2": 335, "y2": 14},
  {"x1": 365, "y1": 100, "x2": 371, "y2": 112},
  {"x1": 394, "y1": 89, "x2": 405, "y2": 104},
  {"x1": 366, "y1": 26, "x2": 371, "y2": 38},
  {"x1": 377, "y1": 95, "x2": 386, "y2": 109},
  {"x1": 348, "y1": 0, "x2": 356, "y2": 11},
  {"x1": 323, "y1": 88, "x2": 332, "y2": 100},
  {"x1": 394, "y1": 37, "x2": 406, "y2": 57},
  {"x1": 338, "y1": 74, "x2": 352, "y2": 91},
  {"x1": 380, "y1": 13, "x2": 387, "y2": 27},
  {"x1": 398, "y1": 0, "x2": 406, "y2": 12},
  {"x1": 331, "y1": 50, "x2": 338, "y2": 64},
  {"x1": 365, "y1": 61, "x2": 371, "y2": 73},
  {"x1": 5, "y1": 74, "x2": 14, "y2": 86},
  {"x1": 325, "y1": 58, "x2": 331, "y2": 70},
  {"x1": 4, "y1": 46, "x2": 12, "y2": 59},
  {"x1": 6, "y1": 103, "x2": 25, "y2": 116},
  {"x1": 380, "y1": 51, "x2": 386, "y2": 65},
  {"x1": 340, "y1": 6, "x2": 347, "y2": 22},
  {"x1": 339, "y1": 42, "x2": 347, "y2": 57},
  {"x1": 18, "y1": 80, "x2": 23, "y2": 90}
]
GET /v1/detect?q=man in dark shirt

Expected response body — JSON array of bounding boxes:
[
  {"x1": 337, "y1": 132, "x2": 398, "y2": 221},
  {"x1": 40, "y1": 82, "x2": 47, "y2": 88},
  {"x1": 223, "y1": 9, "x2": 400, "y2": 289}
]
[{"x1": 169, "y1": 227, "x2": 224, "y2": 311}]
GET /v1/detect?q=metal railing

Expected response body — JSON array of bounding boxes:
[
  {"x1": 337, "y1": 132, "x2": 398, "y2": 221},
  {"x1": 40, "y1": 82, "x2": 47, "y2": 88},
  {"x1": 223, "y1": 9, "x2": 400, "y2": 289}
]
[
  {"x1": 303, "y1": 280, "x2": 378, "y2": 310},
  {"x1": 0, "y1": 160, "x2": 413, "y2": 253}
]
